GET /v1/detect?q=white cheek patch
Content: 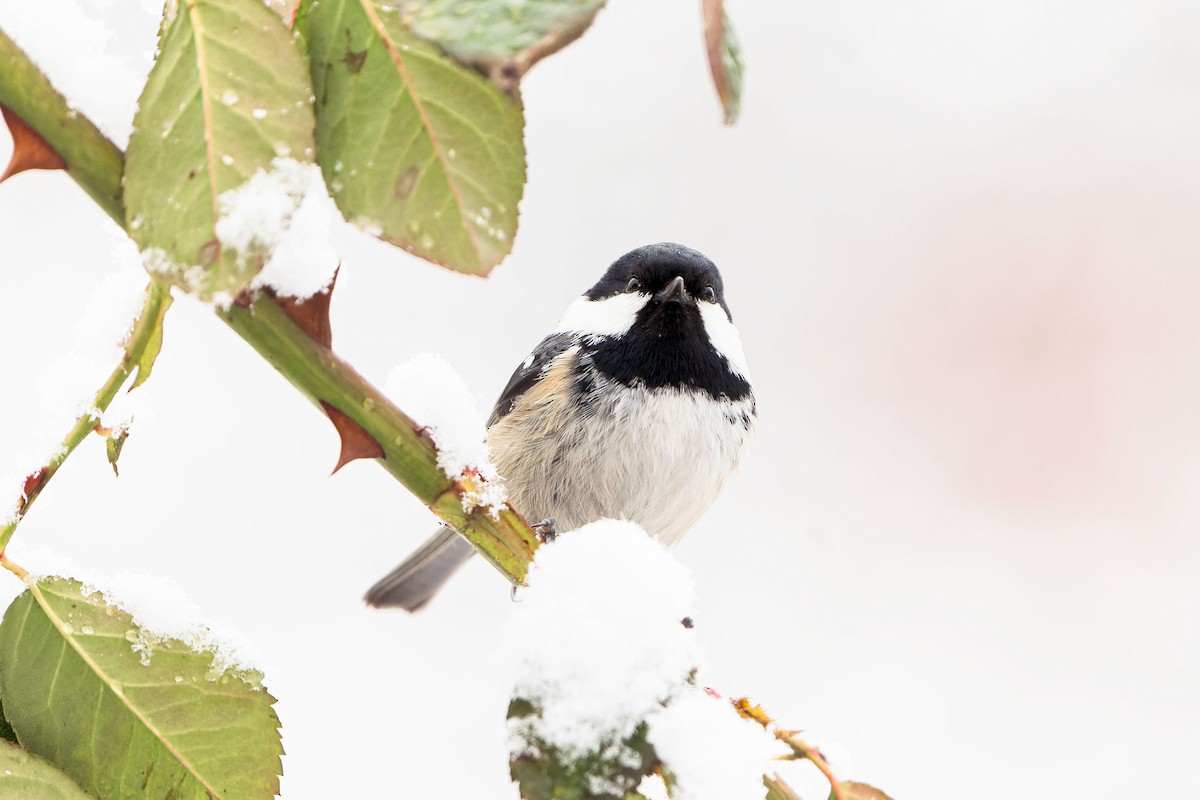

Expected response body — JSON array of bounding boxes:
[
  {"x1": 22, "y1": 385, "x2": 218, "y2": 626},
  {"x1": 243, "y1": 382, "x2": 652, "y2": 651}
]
[
  {"x1": 553, "y1": 293, "x2": 649, "y2": 337},
  {"x1": 699, "y1": 301, "x2": 751, "y2": 378}
]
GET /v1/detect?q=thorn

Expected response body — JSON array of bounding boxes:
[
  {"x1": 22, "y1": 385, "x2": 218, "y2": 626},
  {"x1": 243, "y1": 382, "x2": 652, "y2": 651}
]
[
  {"x1": 21, "y1": 468, "x2": 47, "y2": 503},
  {"x1": 14, "y1": 467, "x2": 49, "y2": 518},
  {"x1": 1, "y1": 106, "x2": 67, "y2": 183},
  {"x1": 268, "y1": 266, "x2": 338, "y2": 348},
  {"x1": 322, "y1": 400, "x2": 384, "y2": 473}
]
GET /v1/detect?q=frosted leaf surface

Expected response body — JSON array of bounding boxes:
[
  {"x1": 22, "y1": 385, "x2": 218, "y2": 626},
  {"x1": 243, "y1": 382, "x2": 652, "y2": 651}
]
[{"x1": 219, "y1": 158, "x2": 341, "y2": 299}]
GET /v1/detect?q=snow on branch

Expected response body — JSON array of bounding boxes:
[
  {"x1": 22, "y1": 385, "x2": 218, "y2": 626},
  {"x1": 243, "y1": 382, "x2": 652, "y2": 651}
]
[
  {"x1": 505, "y1": 521, "x2": 784, "y2": 800},
  {"x1": 385, "y1": 354, "x2": 507, "y2": 514}
]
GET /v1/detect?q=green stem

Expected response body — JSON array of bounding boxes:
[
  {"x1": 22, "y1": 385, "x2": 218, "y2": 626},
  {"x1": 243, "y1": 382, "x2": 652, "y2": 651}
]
[
  {"x1": 218, "y1": 298, "x2": 537, "y2": 582},
  {"x1": 0, "y1": 22, "x2": 538, "y2": 583},
  {"x1": 0, "y1": 281, "x2": 172, "y2": 554},
  {"x1": 0, "y1": 26, "x2": 124, "y2": 221}
]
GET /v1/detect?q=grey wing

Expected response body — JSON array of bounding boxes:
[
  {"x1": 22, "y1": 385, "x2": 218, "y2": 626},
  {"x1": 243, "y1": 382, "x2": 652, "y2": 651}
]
[{"x1": 487, "y1": 332, "x2": 579, "y2": 427}]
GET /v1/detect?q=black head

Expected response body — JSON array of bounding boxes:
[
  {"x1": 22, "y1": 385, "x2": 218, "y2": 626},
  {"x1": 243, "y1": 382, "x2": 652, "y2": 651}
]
[
  {"x1": 584, "y1": 242, "x2": 733, "y2": 321},
  {"x1": 562, "y1": 243, "x2": 750, "y2": 400}
]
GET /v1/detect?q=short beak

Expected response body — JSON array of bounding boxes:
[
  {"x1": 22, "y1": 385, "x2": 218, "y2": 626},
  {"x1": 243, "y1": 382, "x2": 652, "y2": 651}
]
[{"x1": 656, "y1": 276, "x2": 690, "y2": 306}]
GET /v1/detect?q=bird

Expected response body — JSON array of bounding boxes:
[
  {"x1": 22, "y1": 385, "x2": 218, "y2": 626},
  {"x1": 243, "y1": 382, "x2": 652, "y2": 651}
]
[{"x1": 365, "y1": 242, "x2": 756, "y2": 611}]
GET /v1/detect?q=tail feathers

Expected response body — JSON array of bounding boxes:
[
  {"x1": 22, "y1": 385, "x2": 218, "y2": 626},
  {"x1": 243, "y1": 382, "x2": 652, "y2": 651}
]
[{"x1": 365, "y1": 527, "x2": 475, "y2": 612}]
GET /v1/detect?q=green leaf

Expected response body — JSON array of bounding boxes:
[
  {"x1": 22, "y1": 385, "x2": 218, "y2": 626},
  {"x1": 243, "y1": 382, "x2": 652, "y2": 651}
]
[
  {"x1": 125, "y1": 0, "x2": 318, "y2": 300},
  {"x1": 508, "y1": 699, "x2": 656, "y2": 800},
  {"x1": 836, "y1": 781, "x2": 895, "y2": 800},
  {"x1": 298, "y1": 0, "x2": 526, "y2": 275},
  {"x1": 129, "y1": 281, "x2": 174, "y2": 390},
  {"x1": 0, "y1": 577, "x2": 281, "y2": 800},
  {"x1": 406, "y1": 0, "x2": 606, "y2": 79},
  {"x1": 0, "y1": 741, "x2": 94, "y2": 800},
  {"x1": 701, "y1": 0, "x2": 743, "y2": 125},
  {"x1": 104, "y1": 430, "x2": 128, "y2": 477}
]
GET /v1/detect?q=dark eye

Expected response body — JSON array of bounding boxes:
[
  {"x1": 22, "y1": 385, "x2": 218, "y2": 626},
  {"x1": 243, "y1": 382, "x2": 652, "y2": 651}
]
[
  {"x1": 702, "y1": 285, "x2": 716, "y2": 302},
  {"x1": 626, "y1": 276, "x2": 643, "y2": 292}
]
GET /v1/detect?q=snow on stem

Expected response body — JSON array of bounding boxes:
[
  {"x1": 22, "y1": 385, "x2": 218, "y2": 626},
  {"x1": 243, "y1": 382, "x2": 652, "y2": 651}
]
[
  {"x1": 0, "y1": 25, "x2": 125, "y2": 221},
  {"x1": 0, "y1": 281, "x2": 172, "y2": 557},
  {"x1": 506, "y1": 522, "x2": 787, "y2": 800},
  {"x1": 0, "y1": 36, "x2": 541, "y2": 586},
  {"x1": 386, "y1": 354, "x2": 507, "y2": 516}
]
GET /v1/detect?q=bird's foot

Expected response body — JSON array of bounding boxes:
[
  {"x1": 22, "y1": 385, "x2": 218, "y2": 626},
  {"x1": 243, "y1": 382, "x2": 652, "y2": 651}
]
[{"x1": 530, "y1": 518, "x2": 558, "y2": 543}]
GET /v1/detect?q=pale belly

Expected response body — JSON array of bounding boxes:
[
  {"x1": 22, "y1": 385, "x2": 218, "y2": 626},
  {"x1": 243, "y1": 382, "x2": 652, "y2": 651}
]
[{"x1": 487, "y1": 380, "x2": 754, "y2": 546}]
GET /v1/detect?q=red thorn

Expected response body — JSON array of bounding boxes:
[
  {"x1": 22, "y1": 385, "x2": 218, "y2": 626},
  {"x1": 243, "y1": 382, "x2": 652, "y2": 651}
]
[
  {"x1": 269, "y1": 266, "x2": 338, "y2": 348},
  {"x1": 321, "y1": 400, "x2": 384, "y2": 473},
  {"x1": 21, "y1": 468, "x2": 47, "y2": 501},
  {"x1": 1, "y1": 106, "x2": 67, "y2": 183}
]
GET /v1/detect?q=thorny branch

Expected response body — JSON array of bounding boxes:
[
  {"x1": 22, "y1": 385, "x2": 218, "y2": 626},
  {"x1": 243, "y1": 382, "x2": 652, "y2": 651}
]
[
  {"x1": 0, "y1": 23, "x2": 540, "y2": 585},
  {"x1": 0, "y1": 282, "x2": 172, "y2": 556}
]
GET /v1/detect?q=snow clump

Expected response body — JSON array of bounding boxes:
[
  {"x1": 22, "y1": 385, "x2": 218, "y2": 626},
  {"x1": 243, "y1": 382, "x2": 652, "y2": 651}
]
[
  {"x1": 505, "y1": 520, "x2": 783, "y2": 799},
  {"x1": 216, "y1": 157, "x2": 340, "y2": 299},
  {"x1": 385, "y1": 354, "x2": 506, "y2": 514}
]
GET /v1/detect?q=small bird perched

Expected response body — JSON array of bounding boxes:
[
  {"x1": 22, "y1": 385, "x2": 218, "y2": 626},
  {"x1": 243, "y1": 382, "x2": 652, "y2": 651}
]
[{"x1": 366, "y1": 242, "x2": 756, "y2": 611}]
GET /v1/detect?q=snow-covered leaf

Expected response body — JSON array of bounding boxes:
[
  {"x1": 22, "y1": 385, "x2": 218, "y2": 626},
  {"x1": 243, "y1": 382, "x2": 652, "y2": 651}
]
[
  {"x1": 509, "y1": 704, "x2": 656, "y2": 800},
  {"x1": 125, "y1": 0, "x2": 317, "y2": 301},
  {"x1": 0, "y1": 105, "x2": 67, "y2": 182},
  {"x1": 0, "y1": 577, "x2": 282, "y2": 800},
  {"x1": 701, "y1": 0, "x2": 743, "y2": 125},
  {"x1": 297, "y1": 0, "x2": 526, "y2": 275},
  {"x1": 406, "y1": 0, "x2": 606, "y2": 85},
  {"x1": 0, "y1": 742, "x2": 94, "y2": 800}
]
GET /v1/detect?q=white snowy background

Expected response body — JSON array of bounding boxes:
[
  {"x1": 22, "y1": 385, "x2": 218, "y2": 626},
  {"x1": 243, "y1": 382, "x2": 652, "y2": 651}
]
[{"x1": 2, "y1": 0, "x2": 1199, "y2": 797}]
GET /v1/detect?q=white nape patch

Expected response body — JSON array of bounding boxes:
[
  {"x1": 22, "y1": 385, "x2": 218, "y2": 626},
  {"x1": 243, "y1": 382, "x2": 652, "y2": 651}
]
[
  {"x1": 699, "y1": 302, "x2": 751, "y2": 378},
  {"x1": 552, "y1": 293, "x2": 648, "y2": 337}
]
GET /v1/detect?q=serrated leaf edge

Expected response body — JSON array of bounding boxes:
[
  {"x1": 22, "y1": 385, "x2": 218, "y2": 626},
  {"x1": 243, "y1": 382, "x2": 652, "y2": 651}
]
[
  {"x1": 23, "y1": 579, "x2": 225, "y2": 797},
  {"x1": 356, "y1": 0, "x2": 490, "y2": 271}
]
